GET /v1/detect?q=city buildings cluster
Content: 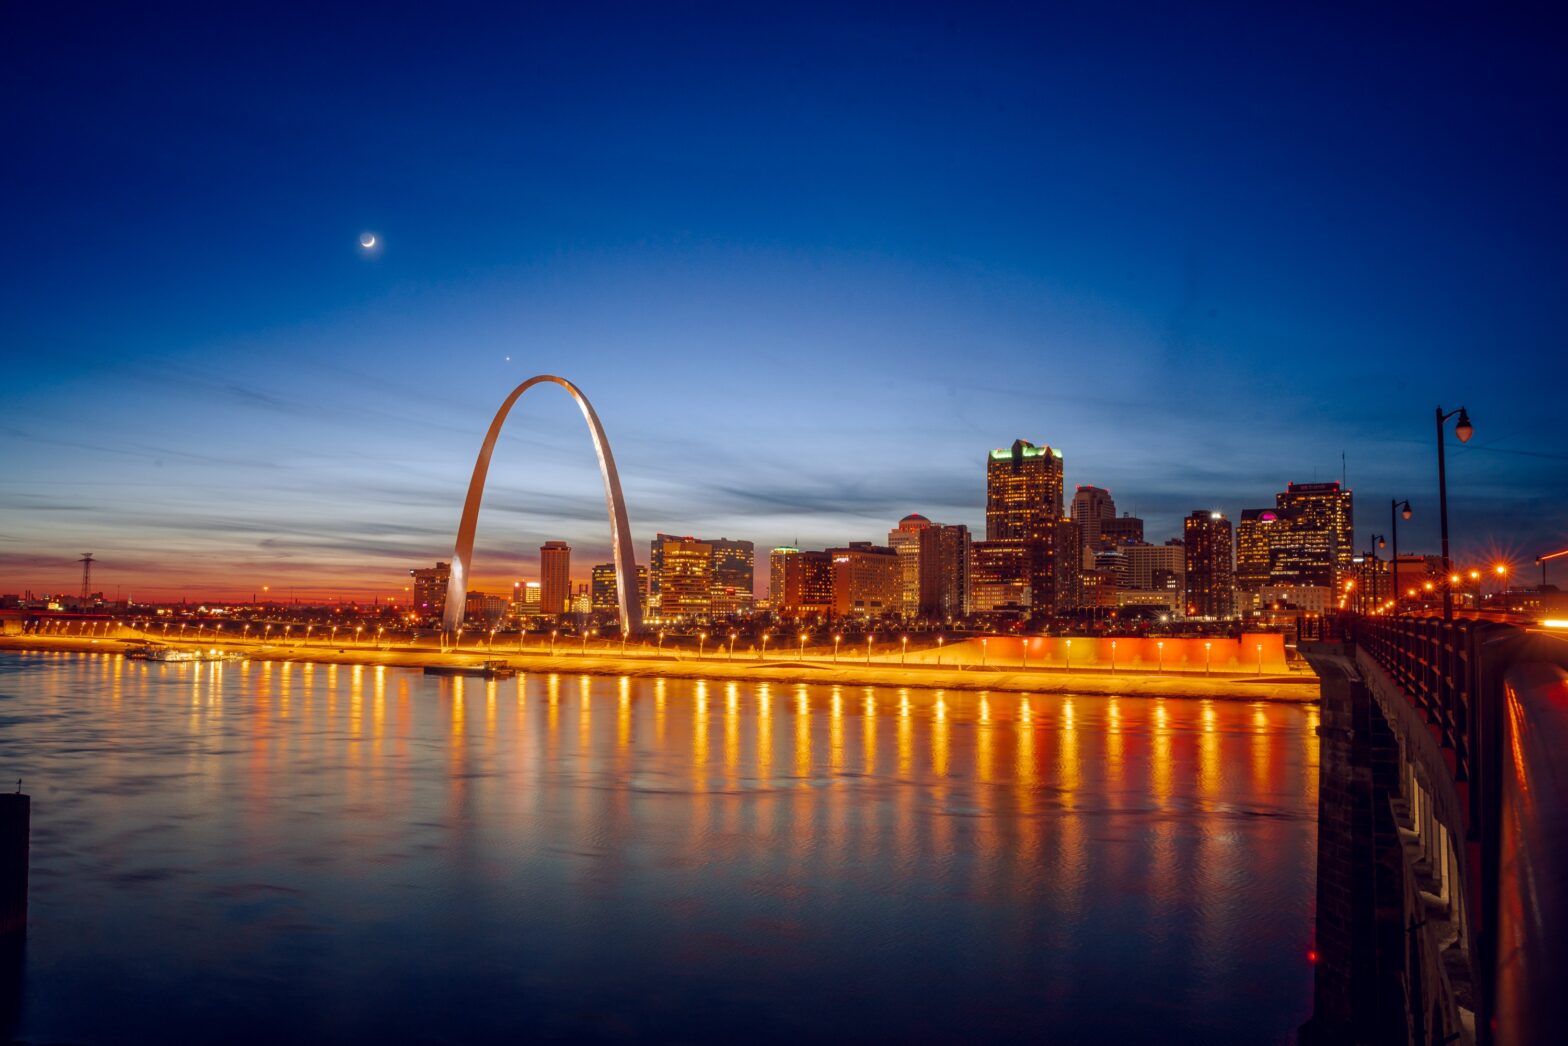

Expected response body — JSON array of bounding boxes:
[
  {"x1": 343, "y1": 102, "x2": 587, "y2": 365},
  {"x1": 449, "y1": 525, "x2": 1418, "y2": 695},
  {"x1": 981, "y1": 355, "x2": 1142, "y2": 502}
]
[{"x1": 408, "y1": 437, "x2": 1415, "y2": 632}]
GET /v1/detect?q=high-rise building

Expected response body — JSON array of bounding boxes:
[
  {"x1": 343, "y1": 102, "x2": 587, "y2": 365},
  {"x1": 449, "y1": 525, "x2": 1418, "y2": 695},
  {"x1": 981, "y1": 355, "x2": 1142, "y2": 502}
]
[
  {"x1": 514, "y1": 580, "x2": 542, "y2": 618},
  {"x1": 985, "y1": 439, "x2": 1065, "y2": 614},
  {"x1": 591, "y1": 563, "x2": 648, "y2": 616},
  {"x1": 1183, "y1": 511, "x2": 1235, "y2": 619},
  {"x1": 708, "y1": 538, "x2": 755, "y2": 616},
  {"x1": 888, "y1": 514, "x2": 933, "y2": 617},
  {"x1": 1236, "y1": 509, "x2": 1287, "y2": 590},
  {"x1": 827, "y1": 543, "x2": 901, "y2": 618},
  {"x1": 1054, "y1": 517, "x2": 1082, "y2": 610},
  {"x1": 778, "y1": 551, "x2": 833, "y2": 618},
  {"x1": 1071, "y1": 485, "x2": 1115, "y2": 563},
  {"x1": 540, "y1": 541, "x2": 572, "y2": 617},
  {"x1": 1275, "y1": 482, "x2": 1354, "y2": 584},
  {"x1": 409, "y1": 561, "x2": 450, "y2": 621},
  {"x1": 769, "y1": 547, "x2": 799, "y2": 608},
  {"x1": 917, "y1": 522, "x2": 970, "y2": 619},
  {"x1": 657, "y1": 537, "x2": 712, "y2": 620}
]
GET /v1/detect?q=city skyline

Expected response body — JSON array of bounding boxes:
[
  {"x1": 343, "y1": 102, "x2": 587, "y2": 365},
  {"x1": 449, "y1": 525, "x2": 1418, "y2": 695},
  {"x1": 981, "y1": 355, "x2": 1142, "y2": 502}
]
[{"x1": 4, "y1": 7, "x2": 1565, "y2": 599}]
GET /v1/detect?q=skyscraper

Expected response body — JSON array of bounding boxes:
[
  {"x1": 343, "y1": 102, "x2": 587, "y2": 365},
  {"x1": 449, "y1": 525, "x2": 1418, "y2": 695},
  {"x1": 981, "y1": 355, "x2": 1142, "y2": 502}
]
[
  {"x1": 985, "y1": 439, "x2": 1064, "y2": 614},
  {"x1": 769, "y1": 547, "x2": 799, "y2": 608},
  {"x1": 888, "y1": 514, "x2": 933, "y2": 617},
  {"x1": 540, "y1": 541, "x2": 571, "y2": 617},
  {"x1": 1070, "y1": 485, "x2": 1114, "y2": 563},
  {"x1": 1183, "y1": 511, "x2": 1234, "y2": 619},
  {"x1": 828, "y1": 543, "x2": 901, "y2": 618},
  {"x1": 1275, "y1": 482, "x2": 1355, "y2": 585}
]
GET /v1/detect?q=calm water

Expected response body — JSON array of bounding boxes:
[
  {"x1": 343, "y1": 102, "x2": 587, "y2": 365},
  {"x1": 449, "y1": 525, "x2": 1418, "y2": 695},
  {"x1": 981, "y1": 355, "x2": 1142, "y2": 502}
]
[{"x1": 0, "y1": 651, "x2": 1319, "y2": 1043}]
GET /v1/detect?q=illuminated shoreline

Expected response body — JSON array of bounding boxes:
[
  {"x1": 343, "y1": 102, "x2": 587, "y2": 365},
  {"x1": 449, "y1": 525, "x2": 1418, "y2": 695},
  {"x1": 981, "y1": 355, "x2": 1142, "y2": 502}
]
[{"x1": 0, "y1": 635, "x2": 1319, "y2": 702}]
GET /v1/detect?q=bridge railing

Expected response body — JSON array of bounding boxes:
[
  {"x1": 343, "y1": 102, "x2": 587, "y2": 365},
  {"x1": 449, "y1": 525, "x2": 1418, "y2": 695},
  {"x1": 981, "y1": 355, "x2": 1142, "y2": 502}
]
[{"x1": 1347, "y1": 614, "x2": 1568, "y2": 1046}]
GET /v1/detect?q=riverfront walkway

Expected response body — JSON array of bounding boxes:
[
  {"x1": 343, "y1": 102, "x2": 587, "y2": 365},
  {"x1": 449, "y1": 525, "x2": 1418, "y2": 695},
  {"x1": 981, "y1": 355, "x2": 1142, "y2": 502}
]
[{"x1": 0, "y1": 633, "x2": 1318, "y2": 702}]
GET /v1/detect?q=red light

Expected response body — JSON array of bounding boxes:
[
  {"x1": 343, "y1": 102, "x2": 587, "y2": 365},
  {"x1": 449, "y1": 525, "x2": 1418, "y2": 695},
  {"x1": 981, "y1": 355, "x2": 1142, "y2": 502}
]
[{"x1": 1307, "y1": 949, "x2": 1319, "y2": 964}]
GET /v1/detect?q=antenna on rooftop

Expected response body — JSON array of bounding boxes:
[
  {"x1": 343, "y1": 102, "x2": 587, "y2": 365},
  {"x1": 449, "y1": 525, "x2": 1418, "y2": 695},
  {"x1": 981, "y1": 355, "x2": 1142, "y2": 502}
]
[{"x1": 78, "y1": 552, "x2": 95, "y2": 604}]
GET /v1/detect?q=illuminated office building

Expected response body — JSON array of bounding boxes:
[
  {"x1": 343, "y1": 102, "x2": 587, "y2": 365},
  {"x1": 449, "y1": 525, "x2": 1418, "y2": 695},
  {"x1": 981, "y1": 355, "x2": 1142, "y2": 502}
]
[
  {"x1": 985, "y1": 439, "x2": 1065, "y2": 614},
  {"x1": 539, "y1": 541, "x2": 571, "y2": 617},
  {"x1": 1236, "y1": 509, "x2": 1286, "y2": 590},
  {"x1": 647, "y1": 532, "x2": 695, "y2": 614},
  {"x1": 1275, "y1": 482, "x2": 1354, "y2": 584},
  {"x1": 657, "y1": 537, "x2": 713, "y2": 620},
  {"x1": 709, "y1": 538, "x2": 755, "y2": 616},
  {"x1": 1183, "y1": 511, "x2": 1235, "y2": 619},
  {"x1": 969, "y1": 540, "x2": 1031, "y2": 614},
  {"x1": 888, "y1": 514, "x2": 933, "y2": 617},
  {"x1": 1071, "y1": 485, "x2": 1115, "y2": 564},
  {"x1": 778, "y1": 551, "x2": 833, "y2": 618},
  {"x1": 592, "y1": 563, "x2": 648, "y2": 616},
  {"x1": 827, "y1": 543, "x2": 901, "y2": 618},
  {"x1": 769, "y1": 547, "x2": 799, "y2": 608},
  {"x1": 409, "y1": 561, "x2": 450, "y2": 620},
  {"x1": 1054, "y1": 517, "x2": 1082, "y2": 610},
  {"x1": 1103, "y1": 514, "x2": 1144, "y2": 548}
]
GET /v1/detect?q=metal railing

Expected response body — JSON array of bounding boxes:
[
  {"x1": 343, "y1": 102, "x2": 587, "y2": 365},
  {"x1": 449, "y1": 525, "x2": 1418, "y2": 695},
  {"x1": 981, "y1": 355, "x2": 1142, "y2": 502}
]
[{"x1": 1346, "y1": 614, "x2": 1568, "y2": 1046}]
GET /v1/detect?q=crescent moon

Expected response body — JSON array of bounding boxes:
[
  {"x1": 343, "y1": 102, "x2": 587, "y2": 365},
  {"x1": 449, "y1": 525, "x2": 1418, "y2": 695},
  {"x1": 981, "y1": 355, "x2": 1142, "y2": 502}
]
[{"x1": 360, "y1": 233, "x2": 376, "y2": 248}]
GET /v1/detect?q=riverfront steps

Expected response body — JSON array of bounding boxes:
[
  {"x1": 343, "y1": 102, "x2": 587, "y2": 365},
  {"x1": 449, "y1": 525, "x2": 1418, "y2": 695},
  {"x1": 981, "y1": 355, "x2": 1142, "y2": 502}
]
[{"x1": 0, "y1": 635, "x2": 1319, "y2": 702}]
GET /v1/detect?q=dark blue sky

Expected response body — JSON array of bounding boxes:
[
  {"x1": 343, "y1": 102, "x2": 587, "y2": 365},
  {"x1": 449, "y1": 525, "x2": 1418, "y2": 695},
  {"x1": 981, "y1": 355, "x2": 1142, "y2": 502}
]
[{"x1": 3, "y1": 3, "x2": 1565, "y2": 598}]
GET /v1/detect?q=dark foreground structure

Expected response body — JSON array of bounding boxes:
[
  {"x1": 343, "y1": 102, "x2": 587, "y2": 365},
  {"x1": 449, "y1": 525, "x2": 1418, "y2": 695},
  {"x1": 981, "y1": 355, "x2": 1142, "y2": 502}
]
[{"x1": 1302, "y1": 619, "x2": 1568, "y2": 1045}]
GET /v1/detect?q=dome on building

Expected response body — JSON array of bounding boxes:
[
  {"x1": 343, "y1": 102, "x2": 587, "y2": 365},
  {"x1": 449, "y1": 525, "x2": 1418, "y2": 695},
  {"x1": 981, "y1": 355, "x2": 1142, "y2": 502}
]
[{"x1": 898, "y1": 513, "x2": 933, "y2": 530}]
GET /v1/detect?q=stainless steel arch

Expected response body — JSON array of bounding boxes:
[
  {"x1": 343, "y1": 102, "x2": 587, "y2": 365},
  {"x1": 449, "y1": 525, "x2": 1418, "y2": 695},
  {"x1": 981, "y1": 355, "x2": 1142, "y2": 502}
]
[{"x1": 441, "y1": 376, "x2": 643, "y2": 636}]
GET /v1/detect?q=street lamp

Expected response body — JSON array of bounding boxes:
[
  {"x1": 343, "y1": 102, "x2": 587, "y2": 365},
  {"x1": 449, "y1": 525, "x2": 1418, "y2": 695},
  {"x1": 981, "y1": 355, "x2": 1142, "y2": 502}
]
[
  {"x1": 866, "y1": 633, "x2": 874, "y2": 663},
  {"x1": 551, "y1": 629, "x2": 559, "y2": 656},
  {"x1": 355, "y1": 625, "x2": 364, "y2": 647},
  {"x1": 1494, "y1": 563, "x2": 1509, "y2": 603},
  {"x1": 698, "y1": 632, "x2": 707, "y2": 659},
  {"x1": 1204, "y1": 640, "x2": 1212, "y2": 676},
  {"x1": 759, "y1": 631, "x2": 769, "y2": 660},
  {"x1": 1110, "y1": 639, "x2": 1116, "y2": 674},
  {"x1": 728, "y1": 631, "x2": 737, "y2": 660},
  {"x1": 1435, "y1": 405, "x2": 1474, "y2": 620},
  {"x1": 981, "y1": 636, "x2": 987, "y2": 668},
  {"x1": 833, "y1": 633, "x2": 842, "y2": 662},
  {"x1": 1390, "y1": 500, "x2": 1412, "y2": 614},
  {"x1": 936, "y1": 634, "x2": 944, "y2": 665},
  {"x1": 797, "y1": 632, "x2": 806, "y2": 659},
  {"x1": 901, "y1": 635, "x2": 909, "y2": 665},
  {"x1": 1156, "y1": 639, "x2": 1164, "y2": 672},
  {"x1": 1064, "y1": 637, "x2": 1071, "y2": 671}
]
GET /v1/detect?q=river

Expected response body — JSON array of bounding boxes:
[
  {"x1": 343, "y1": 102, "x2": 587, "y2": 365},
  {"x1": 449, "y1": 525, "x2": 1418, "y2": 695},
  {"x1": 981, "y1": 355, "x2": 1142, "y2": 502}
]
[{"x1": 0, "y1": 650, "x2": 1318, "y2": 1043}]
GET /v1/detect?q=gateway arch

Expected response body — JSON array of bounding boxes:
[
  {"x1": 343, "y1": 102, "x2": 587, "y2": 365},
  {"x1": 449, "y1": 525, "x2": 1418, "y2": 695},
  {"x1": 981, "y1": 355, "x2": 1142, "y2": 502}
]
[{"x1": 441, "y1": 375, "x2": 643, "y2": 636}]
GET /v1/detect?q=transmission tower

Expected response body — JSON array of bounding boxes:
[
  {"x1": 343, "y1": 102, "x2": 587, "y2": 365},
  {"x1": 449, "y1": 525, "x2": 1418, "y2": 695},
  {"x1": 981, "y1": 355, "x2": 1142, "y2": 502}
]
[{"x1": 79, "y1": 552, "x2": 95, "y2": 604}]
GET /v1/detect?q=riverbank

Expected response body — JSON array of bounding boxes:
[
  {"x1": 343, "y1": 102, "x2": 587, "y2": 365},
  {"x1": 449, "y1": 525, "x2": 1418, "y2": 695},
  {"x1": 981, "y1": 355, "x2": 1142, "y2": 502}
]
[{"x1": 0, "y1": 635, "x2": 1320, "y2": 702}]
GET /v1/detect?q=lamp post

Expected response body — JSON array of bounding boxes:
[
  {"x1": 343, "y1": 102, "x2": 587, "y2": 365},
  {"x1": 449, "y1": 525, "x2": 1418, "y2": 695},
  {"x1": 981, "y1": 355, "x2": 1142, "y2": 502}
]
[
  {"x1": 981, "y1": 636, "x2": 987, "y2": 668},
  {"x1": 551, "y1": 629, "x2": 558, "y2": 656},
  {"x1": 833, "y1": 633, "x2": 841, "y2": 662},
  {"x1": 798, "y1": 632, "x2": 806, "y2": 659},
  {"x1": 697, "y1": 632, "x2": 707, "y2": 660},
  {"x1": 1064, "y1": 637, "x2": 1071, "y2": 672},
  {"x1": 901, "y1": 635, "x2": 908, "y2": 665},
  {"x1": 1390, "y1": 500, "x2": 1412, "y2": 614},
  {"x1": 936, "y1": 635, "x2": 944, "y2": 665},
  {"x1": 759, "y1": 631, "x2": 769, "y2": 660},
  {"x1": 1156, "y1": 640, "x2": 1164, "y2": 672},
  {"x1": 1367, "y1": 534, "x2": 1387, "y2": 615},
  {"x1": 1435, "y1": 405, "x2": 1474, "y2": 620},
  {"x1": 728, "y1": 631, "x2": 737, "y2": 661},
  {"x1": 1204, "y1": 640, "x2": 1212, "y2": 676},
  {"x1": 1493, "y1": 563, "x2": 1508, "y2": 604},
  {"x1": 1110, "y1": 639, "x2": 1116, "y2": 674}
]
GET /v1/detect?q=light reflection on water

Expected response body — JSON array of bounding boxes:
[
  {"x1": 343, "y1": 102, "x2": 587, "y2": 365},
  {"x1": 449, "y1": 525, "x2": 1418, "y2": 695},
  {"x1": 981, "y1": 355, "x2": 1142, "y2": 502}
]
[{"x1": 0, "y1": 651, "x2": 1317, "y2": 1044}]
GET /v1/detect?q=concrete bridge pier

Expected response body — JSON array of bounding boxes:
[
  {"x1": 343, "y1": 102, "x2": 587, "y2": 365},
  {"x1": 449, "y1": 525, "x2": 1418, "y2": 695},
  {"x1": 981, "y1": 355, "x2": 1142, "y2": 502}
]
[{"x1": 1299, "y1": 645, "x2": 1408, "y2": 1044}]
